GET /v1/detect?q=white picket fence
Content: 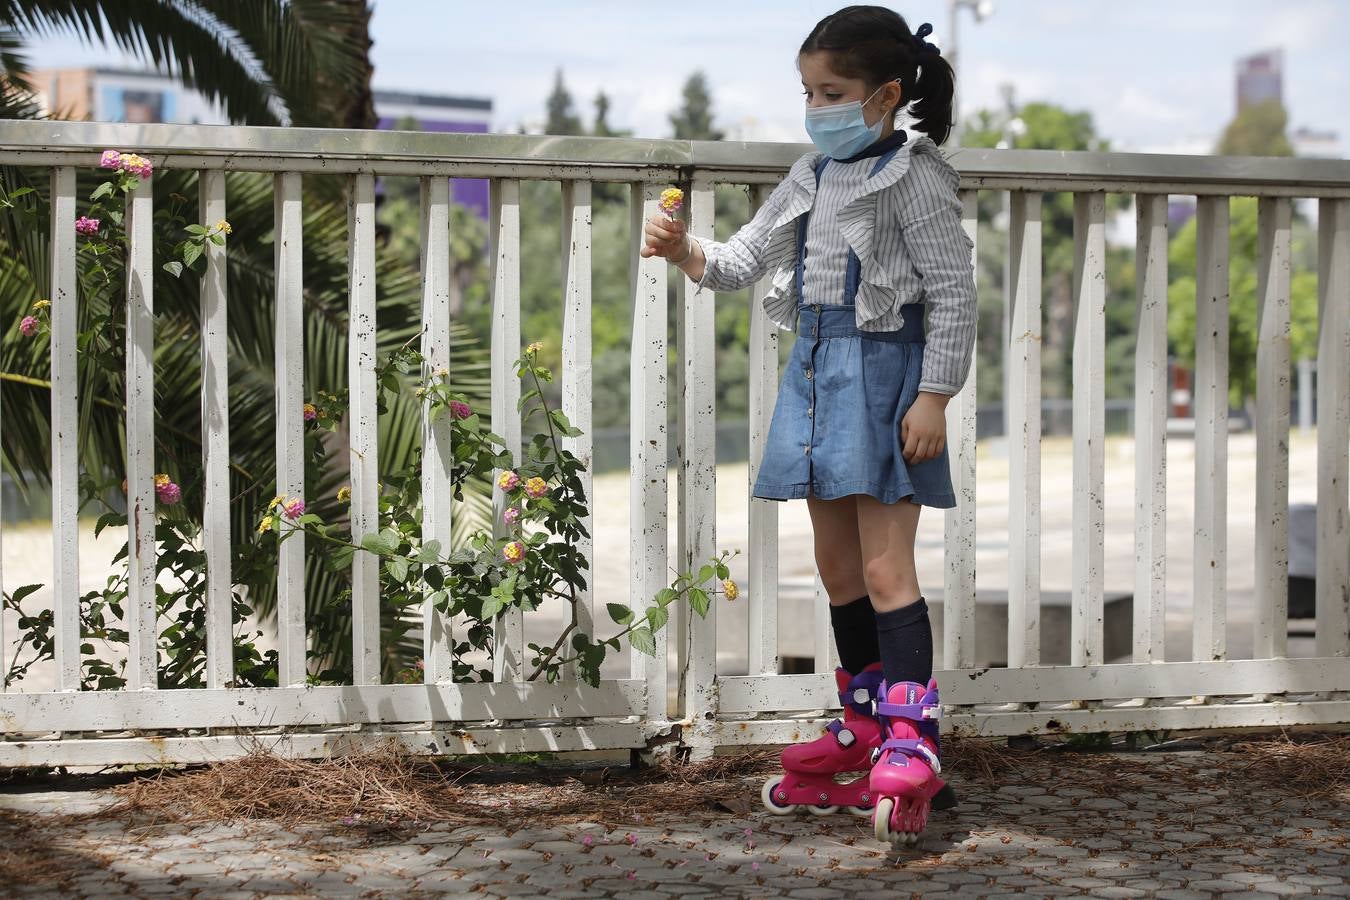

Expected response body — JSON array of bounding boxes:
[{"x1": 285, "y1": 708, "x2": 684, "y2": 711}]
[{"x1": 0, "y1": 120, "x2": 1347, "y2": 767}]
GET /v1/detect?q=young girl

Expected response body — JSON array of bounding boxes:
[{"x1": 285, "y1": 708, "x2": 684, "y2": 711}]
[{"x1": 642, "y1": 6, "x2": 975, "y2": 844}]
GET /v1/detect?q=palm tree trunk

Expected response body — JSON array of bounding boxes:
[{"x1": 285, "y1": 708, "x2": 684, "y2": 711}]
[{"x1": 316, "y1": 0, "x2": 376, "y2": 130}]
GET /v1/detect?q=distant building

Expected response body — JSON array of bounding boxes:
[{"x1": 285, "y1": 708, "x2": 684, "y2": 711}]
[
  {"x1": 27, "y1": 68, "x2": 493, "y2": 216},
  {"x1": 1291, "y1": 126, "x2": 1342, "y2": 159},
  {"x1": 1236, "y1": 50, "x2": 1283, "y2": 111},
  {"x1": 29, "y1": 67, "x2": 229, "y2": 124},
  {"x1": 374, "y1": 89, "x2": 492, "y2": 217}
]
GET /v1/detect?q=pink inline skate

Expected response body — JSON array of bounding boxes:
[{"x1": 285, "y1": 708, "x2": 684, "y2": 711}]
[
  {"x1": 760, "y1": 663, "x2": 886, "y2": 817},
  {"x1": 869, "y1": 678, "x2": 945, "y2": 845}
]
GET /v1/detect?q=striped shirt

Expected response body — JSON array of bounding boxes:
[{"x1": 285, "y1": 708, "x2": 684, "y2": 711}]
[
  {"x1": 801, "y1": 154, "x2": 878, "y2": 306},
  {"x1": 691, "y1": 134, "x2": 977, "y2": 396}
]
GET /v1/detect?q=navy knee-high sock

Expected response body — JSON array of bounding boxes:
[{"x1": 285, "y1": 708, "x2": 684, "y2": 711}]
[
  {"x1": 874, "y1": 597, "x2": 934, "y2": 688},
  {"x1": 828, "y1": 595, "x2": 881, "y2": 676}
]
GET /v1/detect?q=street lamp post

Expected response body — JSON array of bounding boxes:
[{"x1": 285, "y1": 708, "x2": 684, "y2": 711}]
[{"x1": 946, "y1": 0, "x2": 994, "y2": 147}]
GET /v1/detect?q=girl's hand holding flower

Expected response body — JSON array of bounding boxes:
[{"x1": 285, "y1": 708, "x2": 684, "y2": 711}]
[{"x1": 641, "y1": 186, "x2": 706, "y2": 279}]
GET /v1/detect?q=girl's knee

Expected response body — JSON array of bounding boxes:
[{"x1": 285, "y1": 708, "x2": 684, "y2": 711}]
[{"x1": 862, "y1": 556, "x2": 919, "y2": 600}]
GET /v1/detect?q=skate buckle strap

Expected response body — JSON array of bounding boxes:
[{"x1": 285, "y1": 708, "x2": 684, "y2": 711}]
[
  {"x1": 876, "y1": 700, "x2": 942, "y2": 721},
  {"x1": 825, "y1": 719, "x2": 857, "y2": 748},
  {"x1": 838, "y1": 668, "x2": 885, "y2": 711},
  {"x1": 876, "y1": 737, "x2": 941, "y2": 774}
]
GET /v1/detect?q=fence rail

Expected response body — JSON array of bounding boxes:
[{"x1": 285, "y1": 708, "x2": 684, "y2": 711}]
[{"x1": 0, "y1": 120, "x2": 1347, "y2": 767}]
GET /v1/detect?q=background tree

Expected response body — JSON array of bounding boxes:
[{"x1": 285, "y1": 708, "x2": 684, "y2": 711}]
[
  {"x1": 670, "y1": 71, "x2": 723, "y2": 141},
  {"x1": 961, "y1": 102, "x2": 1135, "y2": 413},
  {"x1": 544, "y1": 68, "x2": 584, "y2": 136},
  {"x1": 591, "y1": 90, "x2": 629, "y2": 138},
  {"x1": 1216, "y1": 99, "x2": 1294, "y2": 157},
  {"x1": 1166, "y1": 101, "x2": 1311, "y2": 414}
]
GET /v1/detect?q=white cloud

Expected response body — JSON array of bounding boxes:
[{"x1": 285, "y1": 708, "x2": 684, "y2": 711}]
[{"x1": 1113, "y1": 85, "x2": 1190, "y2": 127}]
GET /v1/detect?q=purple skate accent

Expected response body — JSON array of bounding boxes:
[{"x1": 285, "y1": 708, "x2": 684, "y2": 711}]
[
  {"x1": 876, "y1": 700, "x2": 941, "y2": 721},
  {"x1": 838, "y1": 668, "x2": 885, "y2": 716},
  {"x1": 825, "y1": 719, "x2": 858, "y2": 748}
]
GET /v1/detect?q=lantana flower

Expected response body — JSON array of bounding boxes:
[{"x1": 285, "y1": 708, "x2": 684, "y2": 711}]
[
  {"x1": 283, "y1": 498, "x2": 306, "y2": 519},
  {"x1": 526, "y1": 341, "x2": 543, "y2": 355},
  {"x1": 337, "y1": 485, "x2": 352, "y2": 503},
  {"x1": 659, "y1": 187, "x2": 684, "y2": 219},
  {"x1": 99, "y1": 150, "x2": 122, "y2": 169},
  {"x1": 257, "y1": 515, "x2": 274, "y2": 534},
  {"x1": 449, "y1": 400, "x2": 472, "y2": 420},
  {"x1": 502, "y1": 541, "x2": 525, "y2": 564},
  {"x1": 75, "y1": 216, "x2": 100, "y2": 235},
  {"x1": 31, "y1": 299, "x2": 50, "y2": 311},
  {"x1": 503, "y1": 506, "x2": 521, "y2": 525},
  {"x1": 118, "y1": 153, "x2": 153, "y2": 179},
  {"x1": 215, "y1": 219, "x2": 232, "y2": 235},
  {"x1": 497, "y1": 470, "x2": 520, "y2": 491},
  {"x1": 19, "y1": 316, "x2": 38, "y2": 337},
  {"x1": 722, "y1": 579, "x2": 740, "y2": 602},
  {"x1": 524, "y1": 477, "x2": 548, "y2": 499},
  {"x1": 303, "y1": 402, "x2": 317, "y2": 423}
]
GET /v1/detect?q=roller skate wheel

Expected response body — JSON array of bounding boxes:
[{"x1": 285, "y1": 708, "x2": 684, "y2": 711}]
[
  {"x1": 873, "y1": 797, "x2": 895, "y2": 844},
  {"x1": 846, "y1": 804, "x2": 873, "y2": 817},
  {"x1": 760, "y1": 777, "x2": 797, "y2": 815},
  {"x1": 807, "y1": 803, "x2": 839, "y2": 816}
]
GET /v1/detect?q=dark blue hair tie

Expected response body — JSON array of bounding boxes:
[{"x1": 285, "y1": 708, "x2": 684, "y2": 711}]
[{"x1": 914, "y1": 22, "x2": 939, "y2": 54}]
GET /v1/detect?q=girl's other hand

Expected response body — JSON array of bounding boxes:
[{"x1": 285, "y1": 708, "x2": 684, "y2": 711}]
[
  {"x1": 900, "y1": 392, "x2": 950, "y2": 464},
  {"x1": 641, "y1": 214, "x2": 690, "y2": 262}
]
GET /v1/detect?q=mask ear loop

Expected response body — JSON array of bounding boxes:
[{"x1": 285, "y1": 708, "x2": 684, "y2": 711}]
[{"x1": 870, "y1": 79, "x2": 903, "y2": 119}]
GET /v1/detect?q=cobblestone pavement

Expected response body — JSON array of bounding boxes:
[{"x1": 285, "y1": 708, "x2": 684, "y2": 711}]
[{"x1": 3, "y1": 747, "x2": 1348, "y2": 898}]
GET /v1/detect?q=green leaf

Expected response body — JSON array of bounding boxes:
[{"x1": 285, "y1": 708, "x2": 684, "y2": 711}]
[
  {"x1": 162, "y1": 260, "x2": 184, "y2": 278},
  {"x1": 361, "y1": 532, "x2": 399, "y2": 556},
  {"x1": 385, "y1": 557, "x2": 409, "y2": 583},
  {"x1": 424, "y1": 565, "x2": 445, "y2": 590},
  {"x1": 181, "y1": 241, "x2": 202, "y2": 268},
  {"x1": 416, "y1": 540, "x2": 442, "y2": 563},
  {"x1": 689, "y1": 588, "x2": 711, "y2": 618},
  {"x1": 9, "y1": 584, "x2": 43, "y2": 606},
  {"x1": 645, "y1": 605, "x2": 669, "y2": 631},
  {"x1": 89, "y1": 182, "x2": 114, "y2": 201},
  {"x1": 655, "y1": 588, "x2": 679, "y2": 607},
  {"x1": 606, "y1": 602, "x2": 634, "y2": 625},
  {"x1": 629, "y1": 626, "x2": 657, "y2": 657},
  {"x1": 482, "y1": 572, "x2": 517, "y2": 619},
  {"x1": 697, "y1": 564, "x2": 716, "y2": 584}
]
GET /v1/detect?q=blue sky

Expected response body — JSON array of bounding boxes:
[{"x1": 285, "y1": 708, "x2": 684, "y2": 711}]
[{"x1": 27, "y1": 0, "x2": 1349, "y2": 155}]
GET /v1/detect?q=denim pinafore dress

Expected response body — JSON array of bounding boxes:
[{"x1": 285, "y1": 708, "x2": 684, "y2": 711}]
[{"x1": 751, "y1": 150, "x2": 957, "y2": 509}]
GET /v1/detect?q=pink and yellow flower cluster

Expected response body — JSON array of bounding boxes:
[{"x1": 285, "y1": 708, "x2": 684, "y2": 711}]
[
  {"x1": 153, "y1": 473, "x2": 182, "y2": 505},
  {"x1": 99, "y1": 149, "x2": 154, "y2": 179},
  {"x1": 659, "y1": 187, "x2": 684, "y2": 218}
]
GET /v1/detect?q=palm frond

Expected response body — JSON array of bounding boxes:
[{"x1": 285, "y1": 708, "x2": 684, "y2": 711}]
[{"x1": 1, "y1": 0, "x2": 283, "y2": 124}]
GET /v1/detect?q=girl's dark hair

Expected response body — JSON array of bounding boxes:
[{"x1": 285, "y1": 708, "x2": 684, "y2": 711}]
[{"x1": 800, "y1": 5, "x2": 956, "y2": 145}]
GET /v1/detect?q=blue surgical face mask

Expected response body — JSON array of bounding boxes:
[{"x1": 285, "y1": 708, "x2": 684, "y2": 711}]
[{"x1": 803, "y1": 82, "x2": 896, "y2": 159}]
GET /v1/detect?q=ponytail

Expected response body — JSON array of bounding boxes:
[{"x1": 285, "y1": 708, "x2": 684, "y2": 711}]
[{"x1": 911, "y1": 37, "x2": 955, "y2": 145}]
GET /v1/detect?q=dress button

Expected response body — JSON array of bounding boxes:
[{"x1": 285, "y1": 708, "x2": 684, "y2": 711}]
[
  {"x1": 804, "y1": 445, "x2": 811, "y2": 455},
  {"x1": 804, "y1": 369, "x2": 813, "y2": 380},
  {"x1": 807, "y1": 406, "x2": 814, "y2": 417}
]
